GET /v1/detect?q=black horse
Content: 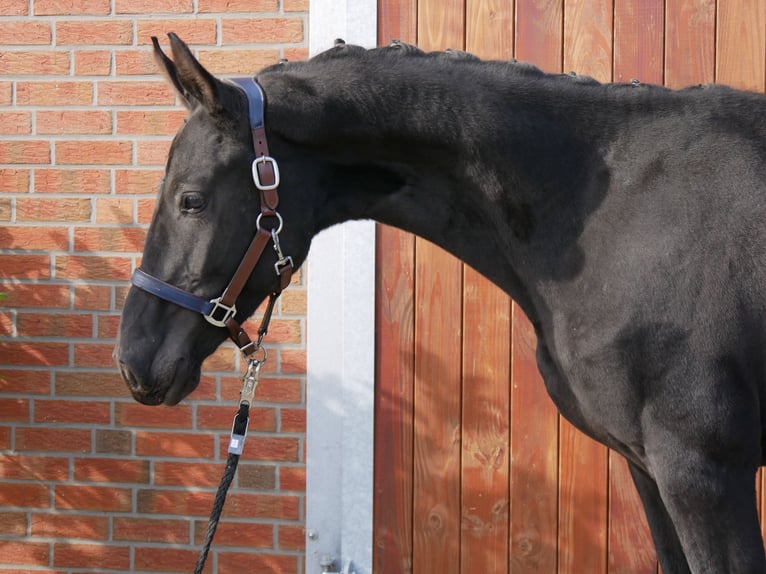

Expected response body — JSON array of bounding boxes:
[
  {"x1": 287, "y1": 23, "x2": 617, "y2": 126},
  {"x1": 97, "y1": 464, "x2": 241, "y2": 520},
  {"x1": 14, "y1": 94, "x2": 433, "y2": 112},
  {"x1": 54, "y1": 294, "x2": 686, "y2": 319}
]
[{"x1": 116, "y1": 33, "x2": 766, "y2": 573}]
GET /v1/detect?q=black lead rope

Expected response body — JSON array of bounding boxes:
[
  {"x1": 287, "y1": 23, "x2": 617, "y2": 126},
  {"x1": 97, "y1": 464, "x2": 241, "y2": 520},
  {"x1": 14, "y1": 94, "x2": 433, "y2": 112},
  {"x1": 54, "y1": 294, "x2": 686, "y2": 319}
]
[{"x1": 193, "y1": 359, "x2": 261, "y2": 574}]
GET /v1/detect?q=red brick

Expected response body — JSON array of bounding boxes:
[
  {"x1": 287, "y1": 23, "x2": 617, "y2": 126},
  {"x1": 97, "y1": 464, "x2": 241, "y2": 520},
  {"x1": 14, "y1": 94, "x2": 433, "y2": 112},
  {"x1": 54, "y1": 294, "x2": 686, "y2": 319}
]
[
  {"x1": 197, "y1": 405, "x2": 276, "y2": 432},
  {"x1": 221, "y1": 18, "x2": 303, "y2": 44},
  {"x1": 115, "y1": 49, "x2": 157, "y2": 75},
  {"x1": 74, "y1": 49, "x2": 111, "y2": 75},
  {"x1": 0, "y1": 397, "x2": 30, "y2": 421},
  {"x1": 225, "y1": 492, "x2": 300, "y2": 520},
  {"x1": 283, "y1": 0, "x2": 308, "y2": 11},
  {"x1": 137, "y1": 488, "x2": 212, "y2": 516},
  {"x1": 34, "y1": 0, "x2": 111, "y2": 14},
  {"x1": 0, "y1": 226, "x2": 69, "y2": 251},
  {"x1": 241, "y1": 318, "x2": 301, "y2": 344},
  {"x1": 115, "y1": 0, "x2": 191, "y2": 13},
  {"x1": 222, "y1": 376, "x2": 302, "y2": 404},
  {"x1": 198, "y1": 0, "x2": 277, "y2": 10},
  {"x1": 0, "y1": 168, "x2": 29, "y2": 192},
  {"x1": 16, "y1": 313, "x2": 92, "y2": 338},
  {"x1": 73, "y1": 457, "x2": 149, "y2": 483},
  {"x1": 136, "y1": 19, "x2": 217, "y2": 45},
  {"x1": 0, "y1": 81, "x2": 10, "y2": 103},
  {"x1": 153, "y1": 461, "x2": 227, "y2": 487},
  {"x1": 0, "y1": 426, "x2": 9, "y2": 450},
  {"x1": 279, "y1": 349, "x2": 306, "y2": 374},
  {"x1": 0, "y1": 0, "x2": 28, "y2": 15},
  {"x1": 16, "y1": 427, "x2": 91, "y2": 452},
  {"x1": 116, "y1": 109, "x2": 186, "y2": 135},
  {"x1": 96, "y1": 314, "x2": 120, "y2": 338},
  {"x1": 0, "y1": 51, "x2": 69, "y2": 75},
  {"x1": 283, "y1": 47, "x2": 309, "y2": 61},
  {"x1": 279, "y1": 466, "x2": 305, "y2": 492},
  {"x1": 136, "y1": 139, "x2": 172, "y2": 165},
  {"x1": 16, "y1": 197, "x2": 92, "y2": 222},
  {"x1": 113, "y1": 516, "x2": 189, "y2": 543},
  {"x1": 73, "y1": 284, "x2": 111, "y2": 310},
  {"x1": 0, "y1": 341, "x2": 68, "y2": 367},
  {"x1": 0, "y1": 283, "x2": 69, "y2": 309},
  {"x1": 95, "y1": 197, "x2": 134, "y2": 224},
  {"x1": 0, "y1": 110, "x2": 31, "y2": 134},
  {"x1": 55, "y1": 371, "x2": 126, "y2": 397},
  {"x1": 241, "y1": 436, "x2": 300, "y2": 462},
  {"x1": 35, "y1": 399, "x2": 111, "y2": 424},
  {"x1": 95, "y1": 429, "x2": 132, "y2": 455},
  {"x1": 0, "y1": 21, "x2": 51, "y2": 44},
  {"x1": 0, "y1": 254, "x2": 50, "y2": 279},
  {"x1": 53, "y1": 542, "x2": 130, "y2": 570},
  {"x1": 36, "y1": 110, "x2": 111, "y2": 135},
  {"x1": 278, "y1": 524, "x2": 304, "y2": 550},
  {"x1": 30, "y1": 513, "x2": 109, "y2": 540},
  {"x1": 115, "y1": 402, "x2": 192, "y2": 428},
  {"x1": 200, "y1": 344, "x2": 238, "y2": 372},
  {"x1": 0, "y1": 511, "x2": 27, "y2": 535},
  {"x1": 98, "y1": 81, "x2": 175, "y2": 106},
  {"x1": 236, "y1": 463, "x2": 276, "y2": 490},
  {"x1": 137, "y1": 197, "x2": 156, "y2": 222},
  {"x1": 55, "y1": 255, "x2": 131, "y2": 281},
  {"x1": 56, "y1": 20, "x2": 132, "y2": 45},
  {"x1": 34, "y1": 168, "x2": 111, "y2": 194},
  {"x1": 55, "y1": 140, "x2": 132, "y2": 165},
  {"x1": 73, "y1": 227, "x2": 146, "y2": 252},
  {"x1": 0, "y1": 454, "x2": 69, "y2": 481},
  {"x1": 0, "y1": 310, "x2": 12, "y2": 335},
  {"x1": 0, "y1": 483, "x2": 50, "y2": 508},
  {"x1": 54, "y1": 485, "x2": 132, "y2": 512},
  {"x1": 198, "y1": 49, "x2": 280, "y2": 74},
  {"x1": 280, "y1": 408, "x2": 305, "y2": 433},
  {"x1": 217, "y1": 551, "x2": 298, "y2": 574},
  {"x1": 135, "y1": 431, "x2": 215, "y2": 458},
  {"x1": 193, "y1": 520, "x2": 273, "y2": 548},
  {"x1": 16, "y1": 81, "x2": 92, "y2": 106},
  {"x1": 0, "y1": 541, "x2": 49, "y2": 566},
  {"x1": 0, "y1": 140, "x2": 50, "y2": 164},
  {"x1": 0, "y1": 197, "x2": 10, "y2": 220},
  {"x1": 133, "y1": 547, "x2": 199, "y2": 573},
  {"x1": 115, "y1": 168, "x2": 162, "y2": 194},
  {"x1": 0, "y1": 369, "x2": 50, "y2": 394},
  {"x1": 73, "y1": 342, "x2": 119, "y2": 368}
]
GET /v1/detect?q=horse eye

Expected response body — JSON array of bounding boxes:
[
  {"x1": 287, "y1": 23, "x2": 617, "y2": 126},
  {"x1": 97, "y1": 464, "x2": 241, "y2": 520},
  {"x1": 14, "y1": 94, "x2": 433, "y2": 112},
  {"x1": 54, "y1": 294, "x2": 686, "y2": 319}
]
[{"x1": 180, "y1": 191, "x2": 206, "y2": 214}]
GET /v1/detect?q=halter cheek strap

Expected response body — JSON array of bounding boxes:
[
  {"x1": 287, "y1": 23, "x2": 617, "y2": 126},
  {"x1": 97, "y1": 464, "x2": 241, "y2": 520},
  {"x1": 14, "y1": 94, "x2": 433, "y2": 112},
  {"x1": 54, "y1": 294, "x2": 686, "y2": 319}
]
[{"x1": 129, "y1": 76, "x2": 294, "y2": 358}]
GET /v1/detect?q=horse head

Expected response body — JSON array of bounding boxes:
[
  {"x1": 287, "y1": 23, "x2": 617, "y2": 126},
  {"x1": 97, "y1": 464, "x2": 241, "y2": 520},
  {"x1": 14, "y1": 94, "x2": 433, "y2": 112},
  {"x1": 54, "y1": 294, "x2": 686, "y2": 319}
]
[{"x1": 116, "y1": 34, "x2": 316, "y2": 405}]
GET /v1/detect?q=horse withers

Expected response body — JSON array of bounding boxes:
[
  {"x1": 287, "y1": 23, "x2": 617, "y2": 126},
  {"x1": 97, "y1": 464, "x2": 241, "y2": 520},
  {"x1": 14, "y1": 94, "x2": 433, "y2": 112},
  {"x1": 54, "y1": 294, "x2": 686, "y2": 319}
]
[{"x1": 116, "y1": 33, "x2": 766, "y2": 573}]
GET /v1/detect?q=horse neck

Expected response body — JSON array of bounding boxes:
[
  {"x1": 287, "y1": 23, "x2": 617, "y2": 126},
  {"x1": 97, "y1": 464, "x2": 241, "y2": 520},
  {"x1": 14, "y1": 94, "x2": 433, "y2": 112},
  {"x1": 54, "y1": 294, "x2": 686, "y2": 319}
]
[{"x1": 259, "y1": 55, "x2": 618, "y2": 311}]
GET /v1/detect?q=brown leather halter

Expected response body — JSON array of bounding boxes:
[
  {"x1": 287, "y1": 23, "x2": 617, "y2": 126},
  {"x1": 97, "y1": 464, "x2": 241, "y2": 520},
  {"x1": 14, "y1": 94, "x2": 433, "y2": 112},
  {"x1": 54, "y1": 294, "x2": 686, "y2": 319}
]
[{"x1": 130, "y1": 77, "x2": 294, "y2": 360}]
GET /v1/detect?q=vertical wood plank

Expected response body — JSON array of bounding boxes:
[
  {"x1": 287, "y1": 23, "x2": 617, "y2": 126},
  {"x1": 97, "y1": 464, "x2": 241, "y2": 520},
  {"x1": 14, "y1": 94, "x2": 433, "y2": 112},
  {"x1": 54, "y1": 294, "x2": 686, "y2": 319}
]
[
  {"x1": 511, "y1": 4, "x2": 562, "y2": 573},
  {"x1": 462, "y1": 6, "x2": 514, "y2": 574},
  {"x1": 374, "y1": 228, "x2": 416, "y2": 574},
  {"x1": 460, "y1": 267, "x2": 511, "y2": 574},
  {"x1": 716, "y1": 0, "x2": 766, "y2": 91},
  {"x1": 559, "y1": 3, "x2": 611, "y2": 573},
  {"x1": 466, "y1": 0, "x2": 514, "y2": 59},
  {"x1": 411, "y1": 4, "x2": 465, "y2": 573},
  {"x1": 374, "y1": 5, "x2": 418, "y2": 574},
  {"x1": 614, "y1": 0, "x2": 664, "y2": 84},
  {"x1": 665, "y1": 0, "x2": 716, "y2": 88}
]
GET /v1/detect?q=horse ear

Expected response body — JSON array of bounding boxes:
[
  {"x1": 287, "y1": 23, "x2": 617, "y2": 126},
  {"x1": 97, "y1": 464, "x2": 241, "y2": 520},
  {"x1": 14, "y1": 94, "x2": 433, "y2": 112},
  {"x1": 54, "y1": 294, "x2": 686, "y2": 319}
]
[{"x1": 153, "y1": 33, "x2": 224, "y2": 114}]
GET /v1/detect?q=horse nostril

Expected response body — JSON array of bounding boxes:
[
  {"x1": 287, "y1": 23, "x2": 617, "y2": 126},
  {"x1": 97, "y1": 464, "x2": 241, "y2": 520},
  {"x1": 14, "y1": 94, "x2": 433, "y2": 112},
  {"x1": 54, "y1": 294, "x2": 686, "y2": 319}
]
[{"x1": 118, "y1": 361, "x2": 142, "y2": 393}]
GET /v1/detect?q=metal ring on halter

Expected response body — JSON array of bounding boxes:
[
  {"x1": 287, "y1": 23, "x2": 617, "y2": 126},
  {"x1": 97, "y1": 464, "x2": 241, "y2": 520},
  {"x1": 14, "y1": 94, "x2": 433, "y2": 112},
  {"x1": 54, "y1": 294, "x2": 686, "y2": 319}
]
[{"x1": 256, "y1": 211, "x2": 283, "y2": 235}]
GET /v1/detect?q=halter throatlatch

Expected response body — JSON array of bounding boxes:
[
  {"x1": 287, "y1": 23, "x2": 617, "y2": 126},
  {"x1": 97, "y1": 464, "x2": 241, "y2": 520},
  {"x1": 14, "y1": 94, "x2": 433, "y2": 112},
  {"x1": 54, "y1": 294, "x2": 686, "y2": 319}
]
[{"x1": 128, "y1": 77, "x2": 294, "y2": 574}]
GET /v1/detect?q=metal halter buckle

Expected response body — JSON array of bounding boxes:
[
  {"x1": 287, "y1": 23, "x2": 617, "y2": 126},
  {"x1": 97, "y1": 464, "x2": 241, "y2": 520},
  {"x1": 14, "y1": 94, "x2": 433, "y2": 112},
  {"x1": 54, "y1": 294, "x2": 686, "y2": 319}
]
[
  {"x1": 252, "y1": 155, "x2": 280, "y2": 191},
  {"x1": 204, "y1": 297, "x2": 237, "y2": 328}
]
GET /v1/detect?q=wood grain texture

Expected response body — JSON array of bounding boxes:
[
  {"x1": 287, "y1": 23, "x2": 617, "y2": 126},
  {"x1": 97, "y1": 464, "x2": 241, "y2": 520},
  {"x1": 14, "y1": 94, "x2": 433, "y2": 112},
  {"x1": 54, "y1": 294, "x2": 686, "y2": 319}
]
[
  {"x1": 460, "y1": 266, "x2": 511, "y2": 574},
  {"x1": 509, "y1": 304, "x2": 560, "y2": 573},
  {"x1": 614, "y1": 0, "x2": 664, "y2": 84},
  {"x1": 563, "y1": 0, "x2": 613, "y2": 80},
  {"x1": 374, "y1": 226, "x2": 416, "y2": 574},
  {"x1": 515, "y1": 0, "x2": 563, "y2": 72},
  {"x1": 716, "y1": 0, "x2": 766, "y2": 91},
  {"x1": 665, "y1": 0, "x2": 716, "y2": 88},
  {"x1": 466, "y1": 0, "x2": 514, "y2": 59}
]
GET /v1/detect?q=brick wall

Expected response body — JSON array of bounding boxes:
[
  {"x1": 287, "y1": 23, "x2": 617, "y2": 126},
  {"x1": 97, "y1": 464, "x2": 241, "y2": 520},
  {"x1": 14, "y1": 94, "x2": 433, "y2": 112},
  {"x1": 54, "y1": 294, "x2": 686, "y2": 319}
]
[{"x1": 0, "y1": 2, "x2": 309, "y2": 572}]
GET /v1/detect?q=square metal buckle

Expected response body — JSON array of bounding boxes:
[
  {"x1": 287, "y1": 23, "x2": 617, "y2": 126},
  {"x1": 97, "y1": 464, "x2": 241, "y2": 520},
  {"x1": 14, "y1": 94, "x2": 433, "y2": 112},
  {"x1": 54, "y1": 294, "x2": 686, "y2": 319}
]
[
  {"x1": 252, "y1": 156, "x2": 280, "y2": 191},
  {"x1": 204, "y1": 297, "x2": 237, "y2": 328}
]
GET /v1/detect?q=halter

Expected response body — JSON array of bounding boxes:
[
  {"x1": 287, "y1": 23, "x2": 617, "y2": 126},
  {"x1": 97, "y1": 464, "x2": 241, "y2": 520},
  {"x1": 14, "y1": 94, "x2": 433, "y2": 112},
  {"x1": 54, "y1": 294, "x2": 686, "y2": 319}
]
[{"x1": 130, "y1": 77, "x2": 294, "y2": 360}]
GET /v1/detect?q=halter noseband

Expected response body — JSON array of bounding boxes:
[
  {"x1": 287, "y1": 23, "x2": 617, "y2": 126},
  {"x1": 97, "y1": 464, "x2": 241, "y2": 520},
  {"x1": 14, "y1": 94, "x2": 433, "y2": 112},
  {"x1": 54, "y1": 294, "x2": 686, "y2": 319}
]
[{"x1": 130, "y1": 77, "x2": 294, "y2": 358}]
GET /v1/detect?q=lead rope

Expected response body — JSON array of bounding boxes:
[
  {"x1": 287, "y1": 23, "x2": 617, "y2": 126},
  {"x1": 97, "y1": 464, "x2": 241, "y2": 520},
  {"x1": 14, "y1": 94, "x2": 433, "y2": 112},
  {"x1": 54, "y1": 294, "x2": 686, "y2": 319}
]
[{"x1": 194, "y1": 356, "x2": 263, "y2": 574}]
